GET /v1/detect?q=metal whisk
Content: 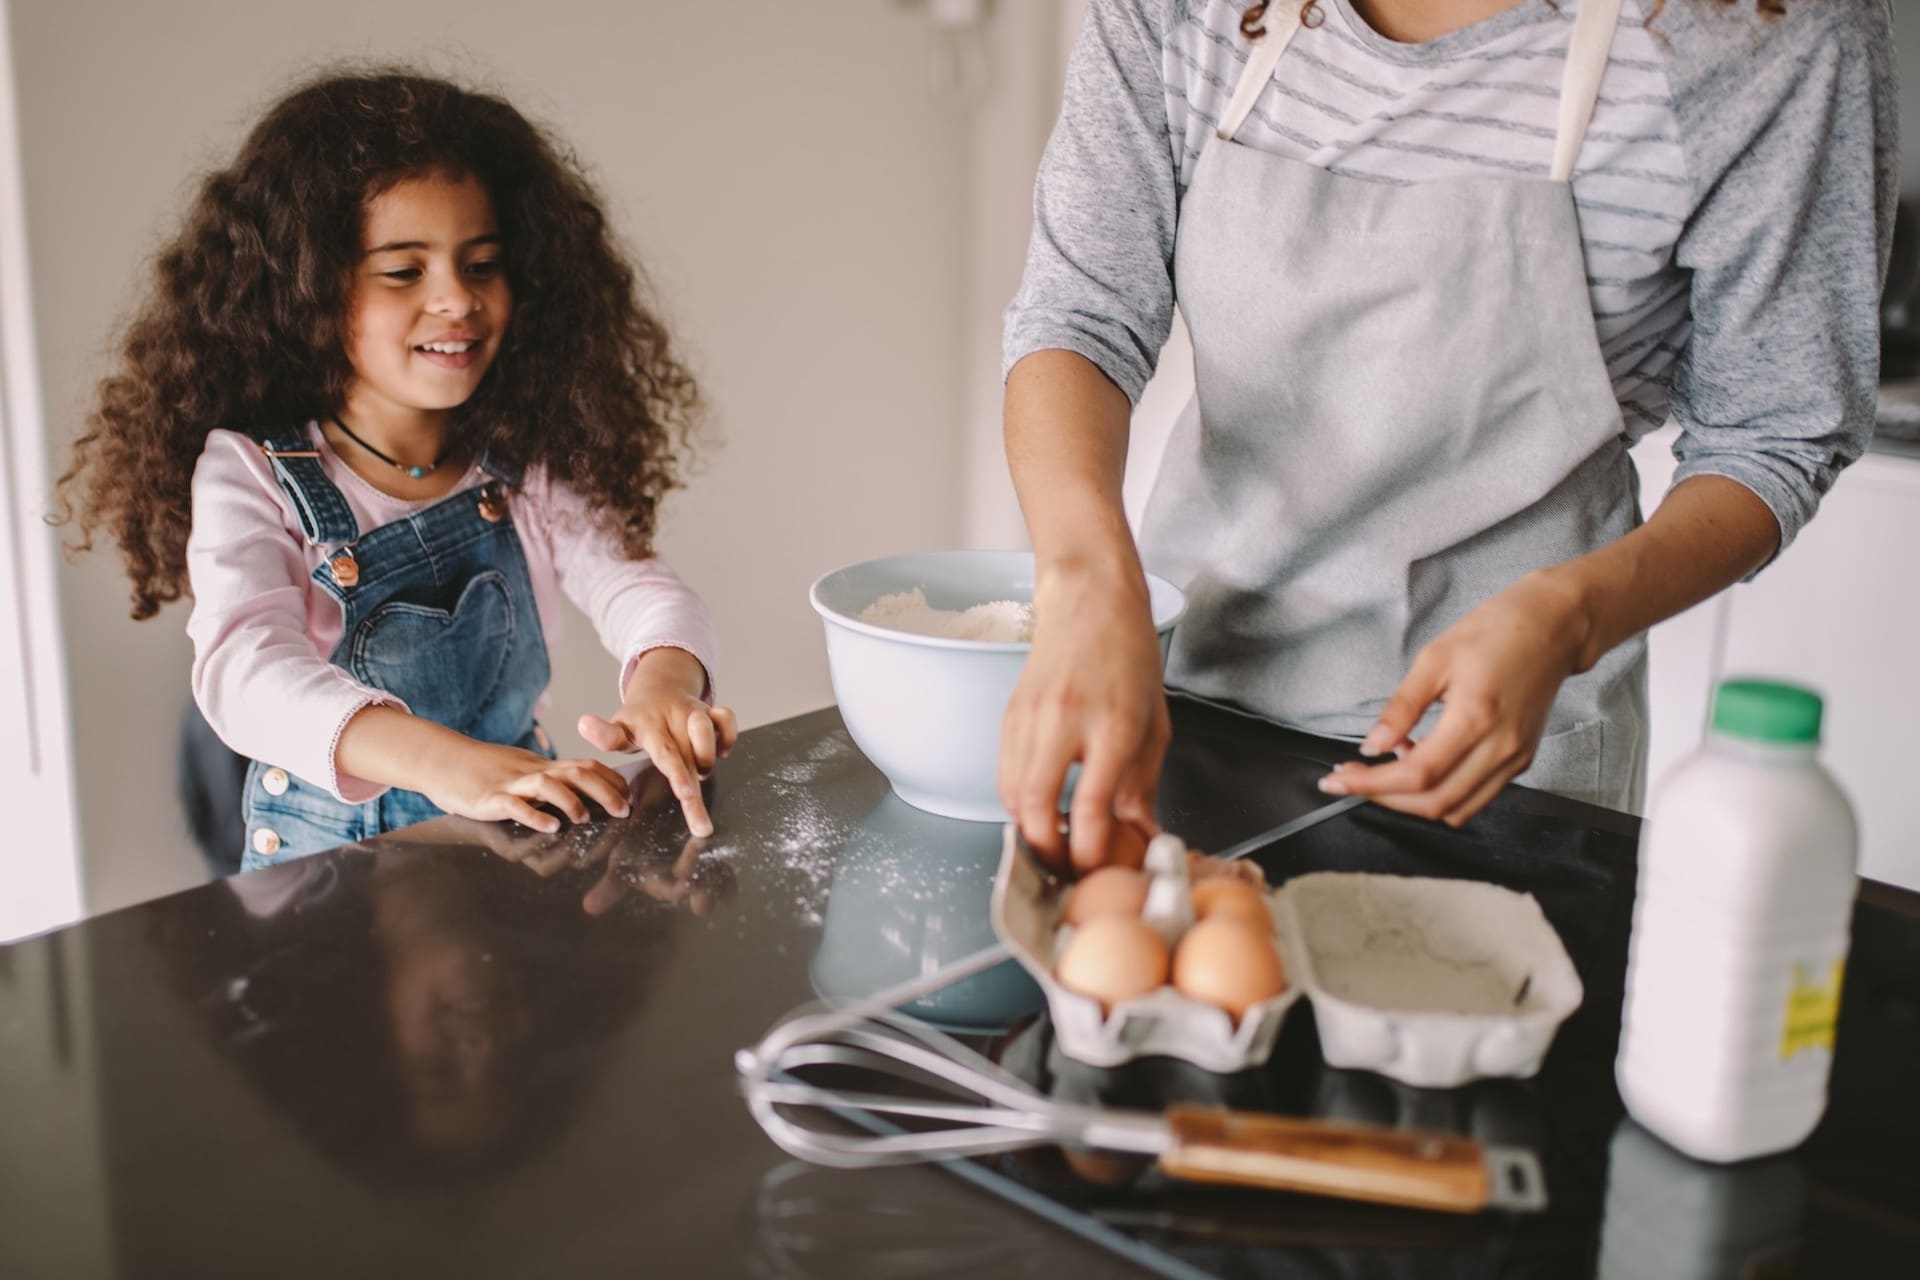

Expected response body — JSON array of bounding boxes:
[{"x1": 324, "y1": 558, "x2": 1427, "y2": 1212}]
[
  {"x1": 735, "y1": 983, "x2": 1168, "y2": 1167},
  {"x1": 733, "y1": 986, "x2": 1546, "y2": 1213}
]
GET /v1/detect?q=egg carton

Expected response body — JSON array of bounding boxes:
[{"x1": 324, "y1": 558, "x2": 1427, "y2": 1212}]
[{"x1": 989, "y1": 827, "x2": 1584, "y2": 1088}]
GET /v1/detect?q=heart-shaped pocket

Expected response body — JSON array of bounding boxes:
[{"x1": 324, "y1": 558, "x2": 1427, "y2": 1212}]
[{"x1": 349, "y1": 569, "x2": 517, "y2": 735}]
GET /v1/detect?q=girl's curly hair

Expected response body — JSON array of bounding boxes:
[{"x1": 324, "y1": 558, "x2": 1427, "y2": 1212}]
[{"x1": 54, "y1": 68, "x2": 700, "y2": 620}]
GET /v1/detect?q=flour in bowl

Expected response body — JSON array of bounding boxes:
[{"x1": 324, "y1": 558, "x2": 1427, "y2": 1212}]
[{"x1": 859, "y1": 588, "x2": 1035, "y2": 642}]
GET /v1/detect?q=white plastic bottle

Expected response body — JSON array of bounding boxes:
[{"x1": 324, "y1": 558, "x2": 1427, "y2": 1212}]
[{"x1": 1615, "y1": 679, "x2": 1857, "y2": 1164}]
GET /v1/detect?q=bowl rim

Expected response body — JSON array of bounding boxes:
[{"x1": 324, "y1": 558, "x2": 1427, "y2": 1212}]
[{"x1": 809, "y1": 550, "x2": 1188, "y2": 652}]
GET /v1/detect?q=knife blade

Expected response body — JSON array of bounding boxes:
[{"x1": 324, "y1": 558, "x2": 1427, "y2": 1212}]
[{"x1": 1211, "y1": 793, "x2": 1366, "y2": 863}]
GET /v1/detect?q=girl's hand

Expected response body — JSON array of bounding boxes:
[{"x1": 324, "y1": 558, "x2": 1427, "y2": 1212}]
[
  {"x1": 578, "y1": 647, "x2": 736, "y2": 838},
  {"x1": 1316, "y1": 572, "x2": 1590, "y2": 827},
  {"x1": 419, "y1": 739, "x2": 633, "y2": 834},
  {"x1": 999, "y1": 562, "x2": 1170, "y2": 873}
]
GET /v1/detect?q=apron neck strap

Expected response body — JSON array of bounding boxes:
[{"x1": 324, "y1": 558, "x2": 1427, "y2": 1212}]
[
  {"x1": 1550, "y1": 0, "x2": 1625, "y2": 183},
  {"x1": 1217, "y1": 1, "x2": 1308, "y2": 142},
  {"x1": 1218, "y1": 0, "x2": 1626, "y2": 183}
]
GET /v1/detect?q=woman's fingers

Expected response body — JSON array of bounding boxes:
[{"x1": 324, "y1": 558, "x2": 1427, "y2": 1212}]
[
  {"x1": 1361, "y1": 649, "x2": 1445, "y2": 757},
  {"x1": 1067, "y1": 736, "x2": 1127, "y2": 875},
  {"x1": 1113, "y1": 709, "x2": 1169, "y2": 836},
  {"x1": 1322, "y1": 699, "x2": 1483, "y2": 801},
  {"x1": 1363, "y1": 733, "x2": 1509, "y2": 825},
  {"x1": 1013, "y1": 712, "x2": 1078, "y2": 868},
  {"x1": 1441, "y1": 754, "x2": 1527, "y2": 829}
]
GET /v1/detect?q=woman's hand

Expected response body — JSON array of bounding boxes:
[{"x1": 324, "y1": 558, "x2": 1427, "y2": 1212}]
[
  {"x1": 999, "y1": 562, "x2": 1170, "y2": 873},
  {"x1": 417, "y1": 738, "x2": 633, "y2": 833},
  {"x1": 1317, "y1": 571, "x2": 1590, "y2": 827},
  {"x1": 578, "y1": 646, "x2": 736, "y2": 838}
]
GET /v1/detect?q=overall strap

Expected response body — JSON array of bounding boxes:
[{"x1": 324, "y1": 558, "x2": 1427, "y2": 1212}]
[
  {"x1": 476, "y1": 447, "x2": 522, "y2": 486},
  {"x1": 1550, "y1": 0, "x2": 1625, "y2": 183},
  {"x1": 1217, "y1": 0, "x2": 1310, "y2": 142},
  {"x1": 248, "y1": 425, "x2": 360, "y2": 546}
]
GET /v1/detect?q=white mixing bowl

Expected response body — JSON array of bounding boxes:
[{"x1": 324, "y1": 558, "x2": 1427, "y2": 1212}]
[{"x1": 810, "y1": 550, "x2": 1187, "y2": 822}]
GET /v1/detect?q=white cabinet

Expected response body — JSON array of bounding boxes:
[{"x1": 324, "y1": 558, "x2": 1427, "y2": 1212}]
[{"x1": 1634, "y1": 427, "x2": 1920, "y2": 892}]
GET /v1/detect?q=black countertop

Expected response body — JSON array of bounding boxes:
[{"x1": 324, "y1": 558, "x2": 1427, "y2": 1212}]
[{"x1": 3, "y1": 697, "x2": 1916, "y2": 1278}]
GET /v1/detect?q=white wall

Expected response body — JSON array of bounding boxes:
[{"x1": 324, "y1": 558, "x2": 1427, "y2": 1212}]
[
  {"x1": 10, "y1": 0, "x2": 987, "y2": 920},
  {"x1": 0, "y1": 0, "x2": 80, "y2": 942}
]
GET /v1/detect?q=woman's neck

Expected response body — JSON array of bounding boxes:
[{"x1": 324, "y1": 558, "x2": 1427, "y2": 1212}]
[{"x1": 1344, "y1": 0, "x2": 1529, "y2": 43}]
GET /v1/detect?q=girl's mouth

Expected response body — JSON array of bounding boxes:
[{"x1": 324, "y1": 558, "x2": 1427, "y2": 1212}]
[{"x1": 414, "y1": 338, "x2": 483, "y2": 370}]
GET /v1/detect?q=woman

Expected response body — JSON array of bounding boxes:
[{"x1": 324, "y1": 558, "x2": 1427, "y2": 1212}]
[{"x1": 999, "y1": 0, "x2": 1894, "y2": 867}]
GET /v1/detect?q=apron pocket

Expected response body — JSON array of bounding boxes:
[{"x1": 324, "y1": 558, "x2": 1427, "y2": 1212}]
[{"x1": 1517, "y1": 719, "x2": 1605, "y2": 807}]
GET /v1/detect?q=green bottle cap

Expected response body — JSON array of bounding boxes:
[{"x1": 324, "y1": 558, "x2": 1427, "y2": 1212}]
[{"x1": 1711, "y1": 679, "x2": 1823, "y2": 744}]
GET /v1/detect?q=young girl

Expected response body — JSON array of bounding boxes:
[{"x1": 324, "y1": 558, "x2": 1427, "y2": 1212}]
[{"x1": 56, "y1": 69, "x2": 735, "y2": 870}]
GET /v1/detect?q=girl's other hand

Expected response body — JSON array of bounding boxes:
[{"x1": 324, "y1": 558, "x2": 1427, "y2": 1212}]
[
  {"x1": 423, "y1": 740, "x2": 633, "y2": 834},
  {"x1": 1316, "y1": 571, "x2": 1588, "y2": 827},
  {"x1": 999, "y1": 562, "x2": 1169, "y2": 874},
  {"x1": 578, "y1": 646, "x2": 736, "y2": 838}
]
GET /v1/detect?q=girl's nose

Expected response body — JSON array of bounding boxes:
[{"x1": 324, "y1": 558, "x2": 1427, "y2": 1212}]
[{"x1": 428, "y1": 281, "x2": 481, "y2": 317}]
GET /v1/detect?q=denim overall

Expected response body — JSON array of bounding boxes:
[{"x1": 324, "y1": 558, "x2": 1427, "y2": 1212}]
[{"x1": 239, "y1": 426, "x2": 552, "y2": 871}]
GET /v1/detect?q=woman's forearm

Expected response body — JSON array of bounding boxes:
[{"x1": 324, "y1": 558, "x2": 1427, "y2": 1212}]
[
  {"x1": 1550, "y1": 474, "x2": 1781, "y2": 672},
  {"x1": 1004, "y1": 349, "x2": 1145, "y2": 596}
]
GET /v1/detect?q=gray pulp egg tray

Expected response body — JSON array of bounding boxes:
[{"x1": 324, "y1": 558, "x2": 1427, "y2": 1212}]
[{"x1": 989, "y1": 828, "x2": 1584, "y2": 1088}]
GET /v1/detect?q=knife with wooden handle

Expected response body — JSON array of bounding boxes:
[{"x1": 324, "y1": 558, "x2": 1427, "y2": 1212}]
[{"x1": 1081, "y1": 1105, "x2": 1547, "y2": 1213}]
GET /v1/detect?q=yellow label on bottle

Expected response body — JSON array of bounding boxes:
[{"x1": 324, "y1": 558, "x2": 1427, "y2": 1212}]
[{"x1": 1780, "y1": 960, "x2": 1845, "y2": 1060}]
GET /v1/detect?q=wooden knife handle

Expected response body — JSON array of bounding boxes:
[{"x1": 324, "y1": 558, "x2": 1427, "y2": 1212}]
[{"x1": 1159, "y1": 1105, "x2": 1491, "y2": 1213}]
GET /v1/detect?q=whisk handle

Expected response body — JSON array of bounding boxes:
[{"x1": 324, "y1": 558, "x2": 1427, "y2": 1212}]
[{"x1": 1158, "y1": 1106, "x2": 1493, "y2": 1213}]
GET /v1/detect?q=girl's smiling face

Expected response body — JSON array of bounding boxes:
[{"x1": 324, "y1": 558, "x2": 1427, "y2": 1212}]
[{"x1": 344, "y1": 171, "x2": 512, "y2": 425}]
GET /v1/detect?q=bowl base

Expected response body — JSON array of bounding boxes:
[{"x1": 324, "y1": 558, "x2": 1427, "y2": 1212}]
[{"x1": 889, "y1": 783, "x2": 1007, "y2": 823}]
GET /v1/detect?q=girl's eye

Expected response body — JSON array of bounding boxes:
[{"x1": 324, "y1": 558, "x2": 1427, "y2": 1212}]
[
  {"x1": 465, "y1": 259, "x2": 504, "y2": 279},
  {"x1": 380, "y1": 267, "x2": 422, "y2": 283}
]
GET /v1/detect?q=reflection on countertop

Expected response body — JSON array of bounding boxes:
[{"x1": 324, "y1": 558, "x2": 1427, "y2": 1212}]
[{"x1": 2, "y1": 701, "x2": 1917, "y2": 1279}]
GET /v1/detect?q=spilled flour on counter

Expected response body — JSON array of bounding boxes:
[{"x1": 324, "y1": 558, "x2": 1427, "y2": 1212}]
[{"x1": 859, "y1": 587, "x2": 1034, "y2": 643}]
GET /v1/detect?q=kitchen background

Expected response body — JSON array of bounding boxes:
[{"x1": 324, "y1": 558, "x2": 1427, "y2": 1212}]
[{"x1": 1, "y1": 0, "x2": 1915, "y2": 942}]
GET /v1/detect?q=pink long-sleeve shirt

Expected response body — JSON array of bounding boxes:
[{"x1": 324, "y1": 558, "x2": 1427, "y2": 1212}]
[{"x1": 186, "y1": 423, "x2": 718, "y2": 804}]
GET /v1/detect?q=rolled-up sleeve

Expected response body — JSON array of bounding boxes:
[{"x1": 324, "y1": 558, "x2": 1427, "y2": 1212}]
[
  {"x1": 1663, "y1": 1, "x2": 1897, "y2": 568},
  {"x1": 1002, "y1": 0, "x2": 1180, "y2": 405},
  {"x1": 186, "y1": 435, "x2": 404, "y2": 802}
]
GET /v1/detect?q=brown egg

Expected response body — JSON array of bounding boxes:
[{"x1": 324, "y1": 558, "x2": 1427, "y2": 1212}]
[
  {"x1": 1055, "y1": 916, "x2": 1170, "y2": 1012},
  {"x1": 1191, "y1": 878, "x2": 1273, "y2": 928},
  {"x1": 1172, "y1": 917, "x2": 1288, "y2": 1022},
  {"x1": 1062, "y1": 866, "x2": 1151, "y2": 926}
]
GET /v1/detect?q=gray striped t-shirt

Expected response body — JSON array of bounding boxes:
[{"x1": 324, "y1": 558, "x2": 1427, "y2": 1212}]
[{"x1": 1004, "y1": 0, "x2": 1897, "y2": 553}]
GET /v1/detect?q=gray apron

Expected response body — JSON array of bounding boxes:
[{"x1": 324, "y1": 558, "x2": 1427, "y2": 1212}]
[{"x1": 1140, "y1": 0, "x2": 1646, "y2": 811}]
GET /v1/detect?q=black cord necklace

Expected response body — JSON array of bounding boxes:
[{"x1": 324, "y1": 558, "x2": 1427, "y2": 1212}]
[{"x1": 329, "y1": 414, "x2": 451, "y2": 479}]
